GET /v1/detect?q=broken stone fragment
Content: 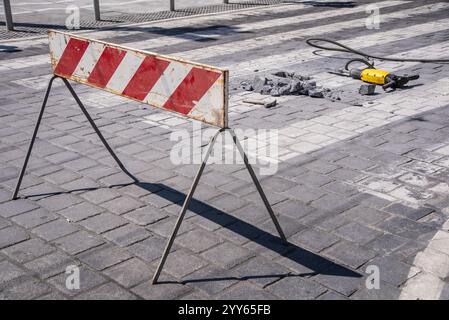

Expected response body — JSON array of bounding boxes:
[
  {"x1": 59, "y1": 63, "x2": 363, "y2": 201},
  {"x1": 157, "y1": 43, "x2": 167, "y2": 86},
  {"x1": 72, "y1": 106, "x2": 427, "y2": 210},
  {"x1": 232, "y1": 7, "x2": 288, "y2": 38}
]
[{"x1": 359, "y1": 84, "x2": 376, "y2": 95}]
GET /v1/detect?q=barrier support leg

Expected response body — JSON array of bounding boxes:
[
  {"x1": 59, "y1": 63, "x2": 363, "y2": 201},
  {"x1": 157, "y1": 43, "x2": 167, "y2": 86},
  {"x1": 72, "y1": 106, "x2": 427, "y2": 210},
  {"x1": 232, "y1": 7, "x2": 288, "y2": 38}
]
[
  {"x1": 152, "y1": 128, "x2": 287, "y2": 284},
  {"x1": 12, "y1": 77, "x2": 137, "y2": 200},
  {"x1": 12, "y1": 76, "x2": 58, "y2": 200},
  {"x1": 152, "y1": 128, "x2": 224, "y2": 284},
  {"x1": 228, "y1": 128, "x2": 287, "y2": 243},
  {"x1": 61, "y1": 78, "x2": 137, "y2": 182}
]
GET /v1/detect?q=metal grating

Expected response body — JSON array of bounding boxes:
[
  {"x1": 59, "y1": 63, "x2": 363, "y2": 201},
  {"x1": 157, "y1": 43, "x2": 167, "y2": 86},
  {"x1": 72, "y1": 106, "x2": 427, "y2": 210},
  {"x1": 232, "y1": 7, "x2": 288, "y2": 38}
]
[{"x1": 0, "y1": 0, "x2": 282, "y2": 41}]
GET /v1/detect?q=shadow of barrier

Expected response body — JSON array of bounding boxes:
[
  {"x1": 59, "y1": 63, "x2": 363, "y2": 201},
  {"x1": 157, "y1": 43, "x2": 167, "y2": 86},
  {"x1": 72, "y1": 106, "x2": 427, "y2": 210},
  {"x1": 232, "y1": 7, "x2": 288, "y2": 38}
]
[{"x1": 12, "y1": 30, "x2": 361, "y2": 284}]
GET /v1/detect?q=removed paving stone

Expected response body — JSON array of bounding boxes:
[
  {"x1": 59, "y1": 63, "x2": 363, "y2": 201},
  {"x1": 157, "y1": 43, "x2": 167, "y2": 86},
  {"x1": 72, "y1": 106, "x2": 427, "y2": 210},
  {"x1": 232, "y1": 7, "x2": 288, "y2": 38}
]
[
  {"x1": 241, "y1": 71, "x2": 365, "y2": 106},
  {"x1": 241, "y1": 71, "x2": 339, "y2": 98},
  {"x1": 242, "y1": 98, "x2": 277, "y2": 108},
  {"x1": 359, "y1": 84, "x2": 376, "y2": 95}
]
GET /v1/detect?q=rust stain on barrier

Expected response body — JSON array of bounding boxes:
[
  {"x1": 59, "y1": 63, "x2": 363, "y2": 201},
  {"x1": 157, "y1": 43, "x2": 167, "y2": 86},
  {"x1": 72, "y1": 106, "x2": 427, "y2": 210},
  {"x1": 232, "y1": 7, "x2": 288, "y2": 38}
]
[{"x1": 48, "y1": 30, "x2": 229, "y2": 128}]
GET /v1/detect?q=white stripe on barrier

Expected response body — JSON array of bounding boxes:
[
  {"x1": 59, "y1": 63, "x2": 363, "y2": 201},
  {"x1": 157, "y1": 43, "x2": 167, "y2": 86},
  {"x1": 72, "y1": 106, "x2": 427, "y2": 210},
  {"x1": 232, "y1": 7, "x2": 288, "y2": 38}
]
[{"x1": 107, "y1": 52, "x2": 145, "y2": 93}]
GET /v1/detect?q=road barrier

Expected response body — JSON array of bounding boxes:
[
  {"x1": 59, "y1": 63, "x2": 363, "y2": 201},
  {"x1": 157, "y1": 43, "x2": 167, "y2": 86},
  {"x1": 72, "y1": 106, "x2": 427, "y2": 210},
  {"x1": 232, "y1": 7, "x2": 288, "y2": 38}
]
[{"x1": 13, "y1": 30, "x2": 286, "y2": 284}]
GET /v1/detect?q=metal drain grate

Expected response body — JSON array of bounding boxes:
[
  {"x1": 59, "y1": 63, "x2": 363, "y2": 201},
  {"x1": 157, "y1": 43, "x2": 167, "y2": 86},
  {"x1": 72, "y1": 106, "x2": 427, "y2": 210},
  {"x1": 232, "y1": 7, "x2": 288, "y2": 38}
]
[{"x1": 0, "y1": 0, "x2": 282, "y2": 41}]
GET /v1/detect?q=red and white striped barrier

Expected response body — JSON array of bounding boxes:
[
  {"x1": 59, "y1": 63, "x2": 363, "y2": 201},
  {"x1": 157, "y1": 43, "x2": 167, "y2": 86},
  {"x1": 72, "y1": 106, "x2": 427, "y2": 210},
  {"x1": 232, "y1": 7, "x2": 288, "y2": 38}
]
[{"x1": 48, "y1": 30, "x2": 229, "y2": 128}]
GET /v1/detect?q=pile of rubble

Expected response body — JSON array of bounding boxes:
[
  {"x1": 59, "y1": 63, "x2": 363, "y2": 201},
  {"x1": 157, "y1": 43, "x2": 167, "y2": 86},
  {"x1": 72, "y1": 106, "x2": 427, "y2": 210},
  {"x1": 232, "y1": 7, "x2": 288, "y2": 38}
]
[{"x1": 240, "y1": 71, "x2": 340, "y2": 100}]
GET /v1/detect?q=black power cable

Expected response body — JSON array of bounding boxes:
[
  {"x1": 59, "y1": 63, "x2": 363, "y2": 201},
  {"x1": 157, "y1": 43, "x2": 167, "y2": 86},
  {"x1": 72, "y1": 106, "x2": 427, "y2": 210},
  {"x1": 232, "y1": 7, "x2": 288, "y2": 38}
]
[{"x1": 306, "y1": 38, "x2": 449, "y2": 64}]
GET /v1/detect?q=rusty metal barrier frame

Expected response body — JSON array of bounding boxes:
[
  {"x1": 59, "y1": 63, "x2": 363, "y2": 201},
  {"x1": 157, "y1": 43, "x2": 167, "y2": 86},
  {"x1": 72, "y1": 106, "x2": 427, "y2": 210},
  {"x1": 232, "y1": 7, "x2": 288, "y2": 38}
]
[{"x1": 13, "y1": 30, "x2": 287, "y2": 285}]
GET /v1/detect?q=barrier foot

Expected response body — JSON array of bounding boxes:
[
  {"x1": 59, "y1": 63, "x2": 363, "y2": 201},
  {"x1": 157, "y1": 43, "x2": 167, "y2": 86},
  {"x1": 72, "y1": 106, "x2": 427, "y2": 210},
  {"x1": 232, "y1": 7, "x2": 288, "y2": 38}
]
[
  {"x1": 12, "y1": 76, "x2": 58, "y2": 200},
  {"x1": 61, "y1": 78, "x2": 138, "y2": 183},
  {"x1": 152, "y1": 127, "x2": 287, "y2": 284}
]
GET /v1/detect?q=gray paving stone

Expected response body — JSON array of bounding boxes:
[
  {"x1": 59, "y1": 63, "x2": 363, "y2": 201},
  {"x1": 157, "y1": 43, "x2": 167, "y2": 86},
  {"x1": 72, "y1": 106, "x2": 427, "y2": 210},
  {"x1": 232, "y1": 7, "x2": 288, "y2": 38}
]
[
  {"x1": 367, "y1": 256, "x2": 419, "y2": 287},
  {"x1": 124, "y1": 206, "x2": 169, "y2": 226},
  {"x1": 2, "y1": 238, "x2": 54, "y2": 263},
  {"x1": 313, "y1": 265, "x2": 363, "y2": 296},
  {"x1": 78, "y1": 246, "x2": 132, "y2": 271},
  {"x1": 36, "y1": 291, "x2": 68, "y2": 300},
  {"x1": 0, "y1": 226, "x2": 29, "y2": 249},
  {"x1": 272, "y1": 199, "x2": 314, "y2": 220},
  {"x1": 233, "y1": 256, "x2": 290, "y2": 288},
  {"x1": 232, "y1": 205, "x2": 272, "y2": 224},
  {"x1": 37, "y1": 193, "x2": 83, "y2": 211},
  {"x1": 376, "y1": 216, "x2": 435, "y2": 241},
  {"x1": 0, "y1": 277, "x2": 51, "y2": 300},
  {"x1": 24, "y1": 251, "x2": 76, "y2": 279},
  {"x1": 311, "y1": 193, "x2": 359, "y2": 214},
  {"x1": 261, "y1": 215, "x2": 306, "y2": 238},
  {"x1": 259, "y1": 176, "x2": 297, "y2": 192},
  {"x1": 32, "y1": 219, "x2": 78, "y2": 241},
  {"x1": 201, "y1": 242, "x2": 252, "y2": 269},
  {"x1": 317, "y1": 290, "x2": 348, "y2": 300},
  {"x1": 128, "y1": 236, "x2": 167, "y2": 263},
  {"x1": 0, "y1": 200, "x2": 38, "y2": 218},
  {"x1": 47, "y1": 266, "x2": 106, "y2": 296},
  {"x1": 209, "y1": 194, "x2": 248, "y2": 213},
  {"x1": 182, "y1": 265, "x2": 238, "y2": 296},
  {"x1": 75, "y1": 282, "x2": 138, "y2": 300},
  {"x1": 289, "y1": 228, "x2": 339, "y2": 253},
  {"x1": 266, "y1": 276, "x2": 327, "y2": 299},
  {"x1": 216, "y1": 220, "x2": 264, "y2": 245},
  {"x1": 367, "y1": 233, "x2": 410, "y2": 256},
  {"x1": 59, "y1": 202, "x2": 104, "y2": 222},
  {"x1": 322, "y1": 241, "x2": 377, "y2": 269},
  {"x1": 104, "y1": 258, "x2": 153, "y2": 288},
  {"x1": 0, "y1": 216, "x2": 11, "y2": 230},
  {"x1": 103, "y1": 224, "x2": 151, "y2": 246},
  {"x1": 189, "y1": 211, "x2": 237, "y2": 232},
  {"x1": 342, "y1": 205, "x2": 390, "y2": 226},
  {"x1": 384, "y1": 203, "x2": 434, "y2": 221},
  {"x1": 80, "y1": 188, "x2": 120, "y2": 204},
  {"x1": 177, "y1": 228, "x2": 222, "y2": 253},
  {"x1": 160, "y1": 249, "x2": 208, "y2": 279},
  {"x1": 0, "y1": 260, "x2": 27, "y2": 284},
  {"x1": 11, "y1": 208, "x2": 58, "y2": 229},
  {"x1": 334, "y1": 222, "x2": 383, "y2": 245},
  {"x1": 282, "y1": 184, "x2": 326, "y2": 203},
  {"x1": 0, "y1": 189, "x2": 11, "y2": 203},
  {"x1": 100, "y1": 196, "x2": 145, "y2": 215},
  {"x1": 79, "y1": 212, "x2": 128, "y2": 234},
  {"x1": 148, "y1": 217, "x2": 195, "y2": 238},
  {"x1": 44, "y1": 169, "x2": 81, "y2": 185},
  {"x1": 217, "y1": 281, "x2": 279, "y2": 300},
  {"x1": 53, "y1": 229, "x2": 105, "y2": 255},
  {"x1": 351, "y1": 281, "x2": 401, "y2": 300},
  {"x1": 132, "y1": 278, "x2": 191, "y2": 300}
]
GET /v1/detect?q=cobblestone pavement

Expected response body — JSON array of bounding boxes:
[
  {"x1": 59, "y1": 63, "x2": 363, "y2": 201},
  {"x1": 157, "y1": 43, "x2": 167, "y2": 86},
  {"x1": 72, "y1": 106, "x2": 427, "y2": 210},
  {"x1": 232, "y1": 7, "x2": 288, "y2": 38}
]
[{"x1": 1, "y1": 0, "x2": 449, "y2": 300}]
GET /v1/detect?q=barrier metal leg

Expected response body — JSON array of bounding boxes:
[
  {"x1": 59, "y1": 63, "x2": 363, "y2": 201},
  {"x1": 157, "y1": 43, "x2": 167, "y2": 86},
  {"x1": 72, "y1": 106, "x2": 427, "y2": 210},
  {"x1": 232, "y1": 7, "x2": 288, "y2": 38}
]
[
  {"x1": 3, "y1": 0, "x2": 14, "y2": 31},
  {"x1": 93, "y1": 0, "x2": 101, "y2": 21},
  {"x1": 61, "y1": 78, "x2": 137, "y2": 182},
  {"x1": 152, "y1": 128, "x2": 224, "y2": 284},
  {"x1": 12, "y1": 76, "x2": 58, "y2": 200},
  {"x1": 228, "y1": 128, "x2": 287, "y2": 243},
  {"x1": 152, "y1": 128, "x2": 287, "y2": 284}
]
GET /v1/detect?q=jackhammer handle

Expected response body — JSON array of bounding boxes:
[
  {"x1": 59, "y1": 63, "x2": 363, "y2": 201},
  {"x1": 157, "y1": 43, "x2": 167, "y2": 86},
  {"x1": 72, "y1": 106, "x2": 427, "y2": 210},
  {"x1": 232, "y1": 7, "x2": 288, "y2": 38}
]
[
  {"x1": 382, "y1": 81, "x2": 396, "y2": 91},
  {"x1": 407, "y1": 74, "x2": 420, "y2": 80}
]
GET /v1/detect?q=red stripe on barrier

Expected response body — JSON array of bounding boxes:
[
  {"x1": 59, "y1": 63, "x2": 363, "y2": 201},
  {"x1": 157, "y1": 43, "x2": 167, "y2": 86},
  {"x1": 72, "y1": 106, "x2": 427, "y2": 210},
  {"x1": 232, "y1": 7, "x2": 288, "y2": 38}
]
[
  {"x1": 163, "y1": 68, "x2": 221, "y2": 115},
  {"x1": 54, "y1": 38, "x2": 89, "y2": 77},
  {"x1": 87, "y1": 47, "x2": 126, "y2": 88},
  {"x1": 122, "y1": 56, "x2": 170, "y2": 101}
]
